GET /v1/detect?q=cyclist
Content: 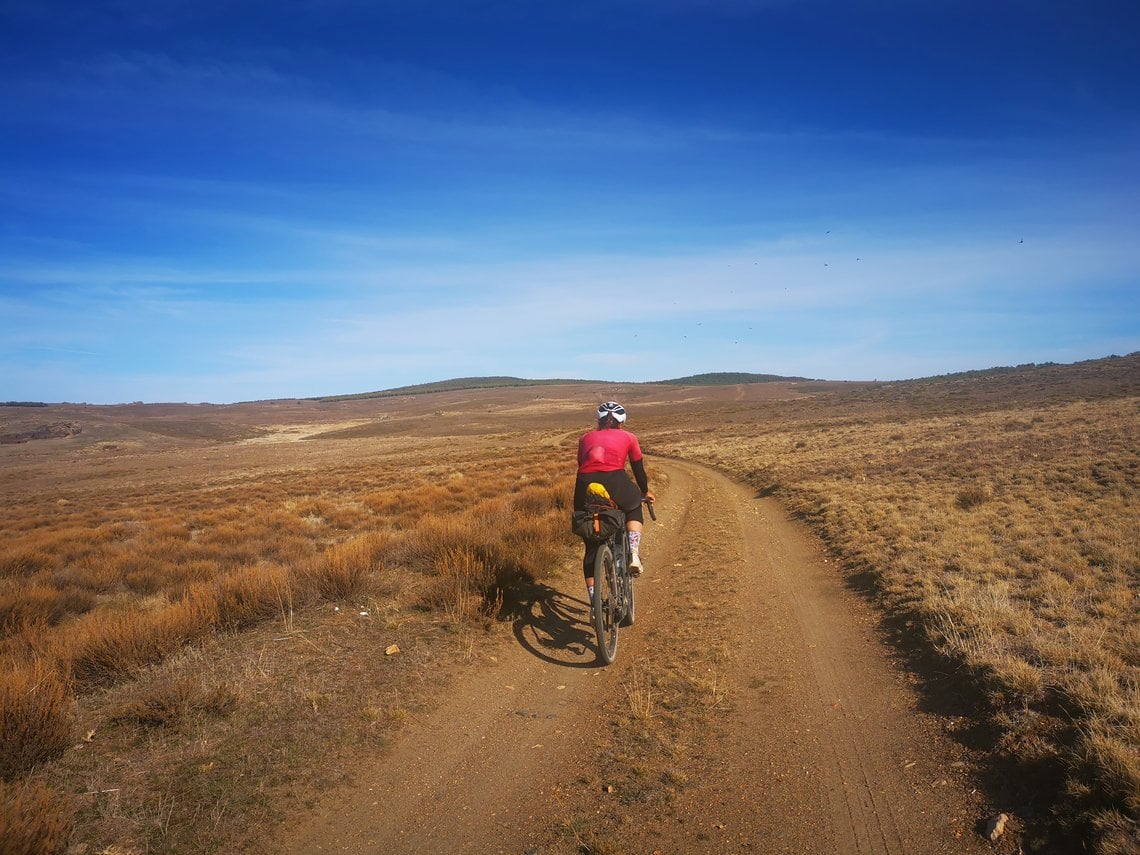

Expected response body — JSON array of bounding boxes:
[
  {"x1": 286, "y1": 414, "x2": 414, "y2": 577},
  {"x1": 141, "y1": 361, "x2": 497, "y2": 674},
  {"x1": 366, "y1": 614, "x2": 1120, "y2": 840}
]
[{"x1": 574, "y1": 401, "x2": 656, "y2": 599}]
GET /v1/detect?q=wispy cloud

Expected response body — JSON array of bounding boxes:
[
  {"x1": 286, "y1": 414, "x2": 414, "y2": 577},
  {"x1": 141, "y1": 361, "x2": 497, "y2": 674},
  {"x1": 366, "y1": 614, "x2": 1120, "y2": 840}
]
[
  {"x1": 24, "y1": 345, "x2": 105, "y2": 357},
  {"x1": 4, "y1": 215, "x2": 1134, "y2": 402},
  {"x1": 2, "y1": 2, "x2": 1137, "y2": 401}
]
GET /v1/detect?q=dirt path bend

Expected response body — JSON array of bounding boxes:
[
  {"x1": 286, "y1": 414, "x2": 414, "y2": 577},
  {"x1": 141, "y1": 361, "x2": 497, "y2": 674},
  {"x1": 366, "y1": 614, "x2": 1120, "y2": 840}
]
[{"x1": 275, "y1": 459, "x2": 999, "y2": 854}]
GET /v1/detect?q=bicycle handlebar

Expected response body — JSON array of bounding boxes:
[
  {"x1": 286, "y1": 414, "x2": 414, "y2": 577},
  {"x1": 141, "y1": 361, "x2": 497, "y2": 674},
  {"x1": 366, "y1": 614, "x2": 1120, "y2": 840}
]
[{"x1": 643, "y1": 496, "x2": 656, "y2": 522}]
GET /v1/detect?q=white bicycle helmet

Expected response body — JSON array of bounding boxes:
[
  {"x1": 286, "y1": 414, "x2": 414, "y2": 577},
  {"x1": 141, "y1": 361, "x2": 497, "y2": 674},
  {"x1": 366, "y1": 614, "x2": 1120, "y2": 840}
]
[{"x1": 596, "y1": 401, "x2": 627, "y2": 423}]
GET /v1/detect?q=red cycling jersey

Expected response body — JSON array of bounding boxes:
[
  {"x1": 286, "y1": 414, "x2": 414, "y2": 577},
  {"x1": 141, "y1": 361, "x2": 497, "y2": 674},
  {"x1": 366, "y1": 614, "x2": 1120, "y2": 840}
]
[{"x1": 577, "y1": 428, "x2": 643, "y2": 474}]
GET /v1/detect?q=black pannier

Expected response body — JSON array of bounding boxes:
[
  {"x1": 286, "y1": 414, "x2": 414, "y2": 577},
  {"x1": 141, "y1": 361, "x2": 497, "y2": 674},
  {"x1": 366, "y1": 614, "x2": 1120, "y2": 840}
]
[{"x1": 570, "y1": 506, "x2": 624, "y2": 544}]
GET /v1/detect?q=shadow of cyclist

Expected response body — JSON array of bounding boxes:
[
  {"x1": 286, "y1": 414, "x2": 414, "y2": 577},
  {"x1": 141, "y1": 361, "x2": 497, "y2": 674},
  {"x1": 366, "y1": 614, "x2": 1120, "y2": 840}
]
[{"x1": 507, "y1": 581, "x2": 598, "y2": 668}]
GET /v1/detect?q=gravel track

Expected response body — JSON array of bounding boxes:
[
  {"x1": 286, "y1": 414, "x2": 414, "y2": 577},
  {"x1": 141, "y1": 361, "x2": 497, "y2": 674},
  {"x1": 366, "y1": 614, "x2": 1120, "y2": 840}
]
[{"x1": 276, "y1": 459, "x2": 999, "y2": 854}]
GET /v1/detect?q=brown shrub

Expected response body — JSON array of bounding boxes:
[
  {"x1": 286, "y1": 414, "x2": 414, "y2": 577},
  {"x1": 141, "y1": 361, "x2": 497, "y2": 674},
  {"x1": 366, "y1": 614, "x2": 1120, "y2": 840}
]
[
  {"x1": 110, "y1": 675, "x2": 196, "y2": 729},
  {"x1": 1089, "y1": 809, "x2": 1140, "y2": 855},
  {"x1": 109, "y1": 673, "x2": 238, "y2": 729},
  {"x1": 138, "y1": 534, "x2": 201, "y2": 565},
  {"x1": 263, "y1": 534, "x2": 316, "y2": 566},
  {"x1": 955, "y1": 484, "x2": 990, "y2": 510},
  {"x1": 299, "y1": 533, "x2": 388, "y2": 600},
  {"x1": 208, "y1": 564, "x2": 293, "y2": 629},
  {"x1": 122, "y1": 564, "x2": 167, "y2": 595},
  {"x1": 162, "y1": 558, "x2": 224, "y2": 598},
  {"x1": 0, "y1": 779, "x2": 73, "y2": 855},
  {"x1": 422, "y1": 547, "x2": 493, "y2": 624},
  {"x1": 361, "y1": 490, "x2": 403, "y2": 519},
  {"x1": 0, "y1": 549, "x2": 55, "y2": 579},
  {"x1": 400, "y1": 495, "x2": 566, "y2": 617},
  {"x1": 322, "y1": 501, "x2": 369, "y2": 530},
  {"x1": 0, "y1": 585, "x2": 96, "y2": 636},
  {"x1": 502, "y1": 512, "x2": 569, "y2": 578},
  {"x1": 62, "y1": 597, "x2": 216, "y2": 688},
  {"x1": 59, "y1": 555, "x2": 123, "y2": 593},
  {"x1": 395, "y1": 513, "x2": 484, "y2": 573},
  {"x1": 512, "y1": 483, "x2": 567, "y2": 515},
  {"x1": 396, "y1": 483, "x2": 460, "y2": 517},
  {"x1": 0, "y1": 665, "x2": 72, "y2": 780}
]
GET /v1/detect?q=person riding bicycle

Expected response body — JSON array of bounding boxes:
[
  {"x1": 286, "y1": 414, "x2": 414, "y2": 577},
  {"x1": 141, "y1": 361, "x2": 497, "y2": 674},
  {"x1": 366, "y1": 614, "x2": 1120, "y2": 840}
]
[{"x1": 575, "y1": 401, "x2": 655, "y2": 599}]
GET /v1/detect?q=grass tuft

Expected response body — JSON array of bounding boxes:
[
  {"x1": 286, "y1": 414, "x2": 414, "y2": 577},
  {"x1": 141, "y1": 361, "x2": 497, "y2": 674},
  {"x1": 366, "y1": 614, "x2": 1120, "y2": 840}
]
[
  {"x1": 0, "y1": 664, "x2": 72, "y2": 781},
  {"x1": 423, "y1": 547, "x2": 491, "y2": 625},
  {"x1": 300, "y1": 532, "x2": 388, "y2": 600},
  {"x1": 0, "y1": 584, "x2": 96, "y2": 634},
  {"x1": 62, "y1": 596, "x2": 216, "y2": 688},
  {"x1": 110, "y1": 674, "x2": 238, "y2": 729},
  {"x1": 0, "y1": 779, "x2": 73, "y2": 855},
  {"x1": 955, "y1": 484, "x2": 990, "y2": 510}
]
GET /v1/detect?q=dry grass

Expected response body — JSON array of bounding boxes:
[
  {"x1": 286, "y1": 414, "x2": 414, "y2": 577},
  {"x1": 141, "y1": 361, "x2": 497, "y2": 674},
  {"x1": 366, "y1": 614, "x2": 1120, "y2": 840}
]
[
  {"x1": 60, "y1": 594, "x2": 219, "y2": 688},
  {"x1": 0, "y1": 423, "x2": 578, "y2": 853},
  {"x1": 0, "y1": 779, "x2": 73, "y2": 855},
  {"x1": 649, "y1": 356, "x2": 1140, "y2": 851},
  {"x1": 0, "y1": 663, "x2": 72, "y2": 781},
  {"x1": 108, "y1": 673, "x2": 238, "y2": 729},
  {"x1": 1, "y1": 355, "x2": 1135, "y2": 852}
]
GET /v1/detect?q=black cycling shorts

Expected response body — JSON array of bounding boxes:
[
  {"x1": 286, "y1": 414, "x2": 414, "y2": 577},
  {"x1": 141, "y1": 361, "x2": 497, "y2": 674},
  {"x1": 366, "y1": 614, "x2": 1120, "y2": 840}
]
[{"x1": 573, "y1": 470, "x2": 644, "y2": 525}]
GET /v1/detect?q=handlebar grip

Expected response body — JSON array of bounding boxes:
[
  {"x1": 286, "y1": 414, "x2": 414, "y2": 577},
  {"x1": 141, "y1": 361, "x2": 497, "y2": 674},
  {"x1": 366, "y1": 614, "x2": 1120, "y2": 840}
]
[{"x1": 645, "y1": 498, "x2": 657, "y2": 521}]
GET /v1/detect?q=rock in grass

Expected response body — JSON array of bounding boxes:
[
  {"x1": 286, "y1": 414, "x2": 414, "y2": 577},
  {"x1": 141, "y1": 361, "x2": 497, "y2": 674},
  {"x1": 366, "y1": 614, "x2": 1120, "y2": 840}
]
[{"x1": 985, "y1": 813, "x2": 1009, "y2": 842}]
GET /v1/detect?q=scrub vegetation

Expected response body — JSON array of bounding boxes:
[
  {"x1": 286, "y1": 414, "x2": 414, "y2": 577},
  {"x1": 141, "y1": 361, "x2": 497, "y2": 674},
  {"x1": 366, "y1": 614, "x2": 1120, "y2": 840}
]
[
  {"x1": 0, "y1": 428, "x2": 573, "y2": 852},
  {"x1": 0, "y1": 352, "x2": 1135, "y2": 853},
  {"x1": 648, "y1": 354, "x2": 1139, "y2": 853}
]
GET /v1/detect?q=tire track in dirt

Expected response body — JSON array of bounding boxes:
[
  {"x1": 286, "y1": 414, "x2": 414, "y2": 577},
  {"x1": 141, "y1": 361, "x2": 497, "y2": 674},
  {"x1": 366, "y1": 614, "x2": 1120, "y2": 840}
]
[
  {"x1": 646, "y1": 460, "x2": 991, "y2": 854},
  {"x1": 273, "y1": 459, "x2": 995, "y2": 854},
  {"x1": 274, "y1": 589, "x2": 618, "y2": 853}
]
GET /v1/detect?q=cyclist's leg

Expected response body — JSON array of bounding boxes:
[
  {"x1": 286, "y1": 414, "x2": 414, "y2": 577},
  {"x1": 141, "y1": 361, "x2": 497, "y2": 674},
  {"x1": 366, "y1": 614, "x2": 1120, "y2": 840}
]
[
  {"x1": 583, "y1": 540, "x2": 599, "y2": 591},
  {"x1": 572, "y1": 474, "x2": 589, "y2": 512},
  {"x1": 626, "y1": 515, "x2": 645, "y2": 575},
  {"x1": 593, "y1": 471, "x2": 647, "y2": 574},
  {"x1": 575, "y1": 474, "x2": 601, "y2": 596}
]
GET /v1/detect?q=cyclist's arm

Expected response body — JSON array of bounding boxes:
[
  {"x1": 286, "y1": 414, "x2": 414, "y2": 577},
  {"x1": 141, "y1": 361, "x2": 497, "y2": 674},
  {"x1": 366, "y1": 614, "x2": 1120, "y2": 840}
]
[{"x1": 630, "y1": 457, "x2": 649, "y2": 494}]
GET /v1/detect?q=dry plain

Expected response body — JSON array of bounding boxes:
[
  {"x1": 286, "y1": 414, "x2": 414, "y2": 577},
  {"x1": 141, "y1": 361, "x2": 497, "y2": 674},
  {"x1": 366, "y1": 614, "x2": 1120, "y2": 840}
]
[{"x1": 1, "y1": 356, "x2": 1136, "y2": 854}]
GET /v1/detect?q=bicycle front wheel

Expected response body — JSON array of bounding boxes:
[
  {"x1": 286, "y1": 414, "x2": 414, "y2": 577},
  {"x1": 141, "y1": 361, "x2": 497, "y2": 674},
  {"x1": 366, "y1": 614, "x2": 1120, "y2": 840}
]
[{"x1": 592, "y1": 543, "x2": 619, "y2": 665}]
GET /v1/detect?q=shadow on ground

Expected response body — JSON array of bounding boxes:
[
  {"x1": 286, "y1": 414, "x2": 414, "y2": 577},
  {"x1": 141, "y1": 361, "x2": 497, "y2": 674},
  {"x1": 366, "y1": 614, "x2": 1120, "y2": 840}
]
[
  {"x1": 840, "y1": 563, "x2": 1078, "y2": 854},
  {"x1": 506, "y1": 581, "x2": 600, "y2": 668}
]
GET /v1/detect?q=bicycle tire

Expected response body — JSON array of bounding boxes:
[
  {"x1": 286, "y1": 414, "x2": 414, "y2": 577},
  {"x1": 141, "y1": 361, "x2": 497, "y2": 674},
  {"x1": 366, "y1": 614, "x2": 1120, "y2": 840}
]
[
  {"x1": 592, "y1": 543, "x2": 619, "y2": 665},
  {"x1": 620, "y1": 562, "x2": 635, "y2": 628}
]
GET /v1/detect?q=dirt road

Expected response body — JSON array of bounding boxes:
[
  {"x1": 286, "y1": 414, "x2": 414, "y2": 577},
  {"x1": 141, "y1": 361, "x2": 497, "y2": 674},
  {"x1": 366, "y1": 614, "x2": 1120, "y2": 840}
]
[{"x1": 276, "y1": 460, "x2": 999, "y2": 853}]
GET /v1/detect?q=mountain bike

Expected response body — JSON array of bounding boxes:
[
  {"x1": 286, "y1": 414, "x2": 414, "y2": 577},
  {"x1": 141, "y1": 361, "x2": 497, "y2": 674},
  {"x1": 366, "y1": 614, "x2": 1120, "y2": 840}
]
[{"x1": 592, "y1": 497, "x2": 655, "y2": 665}]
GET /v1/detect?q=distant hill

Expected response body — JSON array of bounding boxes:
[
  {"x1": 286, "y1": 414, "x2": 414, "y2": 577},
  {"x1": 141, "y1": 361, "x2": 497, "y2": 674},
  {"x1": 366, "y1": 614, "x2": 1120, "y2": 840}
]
[
  {"x1": 312, "y1": 371, "x2": 813, "y2": 402},
  {"x1": 306, "y1": 357, "x2": 1139, "y2": 404},
  {"x1": 851, "y1": 352, "x2": 1140, "y2": 408},
  {"x1": 657, "y1": 371, "x2": 814, "y2": 385},
  {"x1": 312, "y1": 376, "x2": 592, "y2": 401}
]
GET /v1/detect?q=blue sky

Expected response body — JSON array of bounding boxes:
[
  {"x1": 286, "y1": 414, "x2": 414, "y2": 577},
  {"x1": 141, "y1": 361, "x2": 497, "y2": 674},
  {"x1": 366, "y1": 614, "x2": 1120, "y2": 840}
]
[{"x1": 2, "y1": 1, "x2": 1138, "y2": 404}]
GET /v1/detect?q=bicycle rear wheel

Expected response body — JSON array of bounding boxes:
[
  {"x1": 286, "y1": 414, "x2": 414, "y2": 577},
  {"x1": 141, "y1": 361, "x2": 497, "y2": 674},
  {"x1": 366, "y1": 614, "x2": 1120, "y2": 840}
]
[{"x1": 592, "y1": 543, "x2": 619, "y2": 665}]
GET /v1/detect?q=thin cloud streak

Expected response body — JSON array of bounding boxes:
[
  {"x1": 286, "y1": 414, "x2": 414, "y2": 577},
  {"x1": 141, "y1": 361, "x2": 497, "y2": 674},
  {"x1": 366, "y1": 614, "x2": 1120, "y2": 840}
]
[
  {"x1": 2, "y1": 222, "x2": 1134, "y2": 403},
  {"x1": 2, "y1": 2, "x2": 1137, "y2": 402}
]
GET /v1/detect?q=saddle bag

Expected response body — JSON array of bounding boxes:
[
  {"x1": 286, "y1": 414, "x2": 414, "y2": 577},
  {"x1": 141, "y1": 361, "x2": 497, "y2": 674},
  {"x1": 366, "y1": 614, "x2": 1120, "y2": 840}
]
[
  {"x1": 571, "y1": 505, "x2": 624, "y2": 544},
  {"x1": 571, "y1": 481, "x2": 624, "y2": 543}
]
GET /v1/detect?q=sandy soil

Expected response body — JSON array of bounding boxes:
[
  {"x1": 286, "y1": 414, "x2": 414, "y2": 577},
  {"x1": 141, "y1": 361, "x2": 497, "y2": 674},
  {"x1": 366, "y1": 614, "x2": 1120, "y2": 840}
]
[{"x1": 273, "y1": 458, "x2": 1001, "y2": 854}]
